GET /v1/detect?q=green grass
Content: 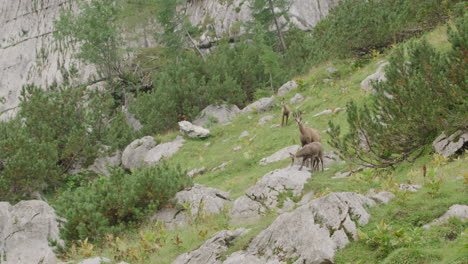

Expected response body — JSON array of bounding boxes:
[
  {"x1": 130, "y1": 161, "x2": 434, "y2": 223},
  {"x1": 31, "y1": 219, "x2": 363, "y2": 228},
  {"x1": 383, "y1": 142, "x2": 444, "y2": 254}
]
[{"x1": 59, "y1": 24, "x2": 467, "y2": 264}]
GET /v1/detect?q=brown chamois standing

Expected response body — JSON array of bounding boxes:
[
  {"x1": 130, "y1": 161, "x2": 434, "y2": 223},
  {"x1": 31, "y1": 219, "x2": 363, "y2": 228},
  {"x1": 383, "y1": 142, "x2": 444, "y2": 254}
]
[
  {"x1": 280, "y1": 98, "x2": 291, "y2": 126},
  {"x1": 293, "y1": 111, "x2": 322, "y2": 146},
  {"x1": 289, "y1": 142, "x2": 324, "y2": 171}
]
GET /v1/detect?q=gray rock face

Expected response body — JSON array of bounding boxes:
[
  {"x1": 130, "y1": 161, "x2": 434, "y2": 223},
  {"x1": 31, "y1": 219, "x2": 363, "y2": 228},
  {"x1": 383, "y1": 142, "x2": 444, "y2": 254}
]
[
  {"x1": 241, "y1": 96, "x2": 275, "y2": 113},
  {"x1": 229, "y1": 196, "x2": 266, "y2": 224},
  {"x1": 193, "y1": 104, "x2": 241, "y2": 126},
  {"x1": 259, "y1": 145, "x2": 301, "y2": 166},
  {"x1": 258, "y1": 115, "x2": 275, "y2": 126},
  {"x1": 290, "y1": 93, "x2": 304, "y2": 104},
  {"x1": 122, "y1": 105, "x2": 143, "y2": 131},
  {"x1": 237, "y1": 192, "x2": 375, "y2": 264},
  {"x1": 423, "y1": 204, "x2": 468, "y2": 229},
  {"x1": 432, "y1": 130, "x2": 468, "y2": 158},
  {"x1": 151, "y1": 207, "x2": 190, "y2": 230},
  {"x1": 121, "y1": 136, "x2": 157, "y2": 169},
  {"x1": 0, "y1": 200, "x2": 63, "y2": 264},
  {"x1": 172, "y1": 228, "x2": 249, "y2": 264},
  {"x1": 144, "y1": 136, "x2": 185, "y2": 166},
  {"x1": 277, "y1": 81, "x2": 298, "y2": 96},
  {"x1": 361, "y1": 62, "x2": 389, "y2": 93},
  {"x1": 88, "y1": 149, "x2": 122, "y2": 177},
  {"x1": 78, "y1": 257, "x2": 111, "y2": 264},
  {"x1": 176, "y1": 184, "x2": 231, "y2": 216},
  {"x1": 179, "y1": 121, "x2": 211, "y2": 138}
]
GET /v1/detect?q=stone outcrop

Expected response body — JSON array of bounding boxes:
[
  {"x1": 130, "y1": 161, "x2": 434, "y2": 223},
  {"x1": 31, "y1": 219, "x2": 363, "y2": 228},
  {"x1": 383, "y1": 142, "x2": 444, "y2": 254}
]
[
  {"x1": 432, "y1": 130, "x2": 468, "y2": 158},
  {"x1": 361, "y1": 62, "x2": 389, "y2": 93},
  {"x1": 277, "y1": 80, "x2": 298, "y2": 96},
  {"x1": 241, "y1": 96, "x2": 275, "y2": 113},
  {"x1": 0, "y1": 200, "x2": 63, "y2": 264},
  {"x1": 423, "y1": 204, "x2": 468, "y2": 229},
  {"x1": 259, "y1": 145, "x2": 301, "y2": 166},
  {"x1": 179, "y1": 121, "x2": 211, "y2": 138},
  {"x1": 144, "y1": 136, "x2": 185, "y2": 166},
  {"x1": 172, "y1": 228, "x2": 249, "y2": 264},
  {"x1": 121, "y1": 136, "x2": 158, "y2": 169},
  {"x1": 187, "y1": 167, "x2": 207, "y2": 178},
  {"x1": 88, "y1": 148, "x2": 122, "y2": 176},
  {"x1": 290, "y1": 93, "x2": 304, "y2": 104},
  {"x1": 258, "y1": 115, "x2": 275, "y2": 126},
  {"x1": 193, "y1": 104, "x2": 241, "y2": 126}
]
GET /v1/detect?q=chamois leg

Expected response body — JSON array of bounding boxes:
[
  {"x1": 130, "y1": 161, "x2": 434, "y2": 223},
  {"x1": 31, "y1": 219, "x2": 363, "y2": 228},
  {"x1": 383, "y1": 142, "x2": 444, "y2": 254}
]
[
  {"x1": 285, "y1": 114, "x2": 288, "y2": 126},
  {"x1": 281, "y1": 115, "x2": 284, "y2": 127},
  {"x1": 299, "y1": 157, "x2": 307, "y2": 170}
]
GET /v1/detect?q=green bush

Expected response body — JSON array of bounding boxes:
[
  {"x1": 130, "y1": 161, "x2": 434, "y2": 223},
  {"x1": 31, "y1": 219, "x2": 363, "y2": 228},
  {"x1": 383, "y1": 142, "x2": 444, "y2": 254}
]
[
  {"x1": 382, "y1": 248, "x2": 442, "y2": 264},
  {"x1": 56, "y1": 164, "x2": 191, "y2": 242}
]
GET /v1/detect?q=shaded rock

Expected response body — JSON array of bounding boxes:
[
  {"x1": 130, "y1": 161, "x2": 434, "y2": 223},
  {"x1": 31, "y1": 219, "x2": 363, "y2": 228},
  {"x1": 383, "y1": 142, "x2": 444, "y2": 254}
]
[
  {"x1": 370, "y1": 192, "x2": 395, "y2": 204},
  {"x1": 361, "y1": 62, "x2": 389, "y2": 93},
  {"x1": 239, "y1": 131, "x2": 250, "y2": 139},
  {"x1": 290, "y1": 93, "x2": 304, "y2": 104},
  {"x1": 0, "y1": 200, "x2": 63, "y2": 264},
  {"x1": 277, "y1": 80, "x2": 298, "y2": 96},
  {"x1": 193, "y1": 104, "x2": 241, "y2": 126},
  {"x1": 88, "y1": 148, "x2": 122, "y2": 177},
  {"x1": 327, "y1": 67, "x2": 338, "y2": 73},
  {"x1": 188, "y1": 167, "x2": 207, "y2": 178},
  {"x1": 258, "y1": 115, "x2": 275, "y2": 126},
  {"x1": 212, "y1": 162, "x2": 230, "y2": 172},
  {"x1": 259, "y1": 145, "x2": 301, "y2": 166},
  {"x1": 229, "y1": 196, "x2": 266, "y2": 224},
  {"x1": 423, "y1": 204, "x2": 468, "y2": 229},
  {"x1": 122, "y1": 136, "x2": 157, "y2": 169},
  {"x1": 144, "y1": 136, "x2": 185, "y2": 166},
  {"x1": 172, "y1": 228, "x2": 249, "y2": 264},
  {"x1": 432, "y1": 130, "x2": 468, "y2": 158},
  {"x1": 244, "y1": 192, "x2": 375, "y2": 264},
  {"x1": 176, "y1": 184, "x2": 231, "y2": 216},
  {"x1": 151, "y1": 207, "x2": 190, "y2": 230},
  {"x1": 399, "y1": 184, "x2": 422, "y2": 192},
  {"x1": 241, "y1": 96, "x2": 275, "y2": 113},
  {"x1": 179, "y1": 121, "x2": 210, "y2": 138}
]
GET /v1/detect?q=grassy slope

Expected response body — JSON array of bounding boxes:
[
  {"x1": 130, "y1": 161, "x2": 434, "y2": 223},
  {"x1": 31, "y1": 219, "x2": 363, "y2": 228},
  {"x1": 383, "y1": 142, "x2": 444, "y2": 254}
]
[{"x1": 63, "y1": 24, "x2": 468, "y2": 264}]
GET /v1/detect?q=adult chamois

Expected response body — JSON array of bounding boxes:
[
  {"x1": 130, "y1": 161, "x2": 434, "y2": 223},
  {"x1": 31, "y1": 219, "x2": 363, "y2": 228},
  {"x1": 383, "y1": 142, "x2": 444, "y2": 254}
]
[{"x1": 293, "y1": 111, "x2": 321, "y2": 146}]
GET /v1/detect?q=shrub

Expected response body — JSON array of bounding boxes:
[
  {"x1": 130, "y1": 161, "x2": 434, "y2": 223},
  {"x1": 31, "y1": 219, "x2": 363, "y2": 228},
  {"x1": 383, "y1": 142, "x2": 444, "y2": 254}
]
[{"x1": 56, "y1": 164, "x2": 191, "y2": 243}]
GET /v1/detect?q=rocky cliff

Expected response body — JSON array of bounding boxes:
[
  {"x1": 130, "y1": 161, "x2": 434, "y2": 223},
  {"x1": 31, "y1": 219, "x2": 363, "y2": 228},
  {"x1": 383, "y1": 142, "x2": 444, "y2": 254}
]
[{"x1": 0, "y1": 0, "x2": 339, "y2": 120}]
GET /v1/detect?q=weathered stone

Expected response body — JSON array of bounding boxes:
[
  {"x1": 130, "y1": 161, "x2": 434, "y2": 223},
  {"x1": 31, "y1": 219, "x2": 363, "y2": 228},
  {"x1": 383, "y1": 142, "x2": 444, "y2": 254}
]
[
  {"x1": 144, "y1": 136, "x2": 185, "y2": 166},
  {"x1": 151, "y1": 207, "x2": 190, "y2": 230},
  {"x1": 211, "y1": 162, "x2": 230, "y2": 172},
  {"x1": 327, "y1": 67, "x2": 338, "y2": 73},
  {"x1": 172, "y1": 228, "x2": 249, "y2": 264},
  {"x1": 193, "y1": 104, "x2": 241, "y2": 126},
  {"x1": 179, "y1": 121, "x2": 210, "y2": 138},
  {"x1": 290, "y1": 93, "x2": 304, "y2": 104},
  {"x1": 121, "y1": 136, "x2": 157, "y2": 169},
  {"x1": 222, "y1": 251, "x2": 285, "y2": 264},
  {"x1": 187, "y1": 167, "x2": 207, "y2": 178},
  {"x1": 88, "y1": 148, "x2": 122, "y2": 177},
  {"x1": 432, "y1": 130, "x2": 468, "y2": 158},
  {"x1": 370, "y1": 192, "x2": 395, "y2": 204},
  {"x1": 270, "y1": 124, "x2": 281, "y2": 128},
  {"x1": 78, "y1": 257, "x2": 111, "y2": 264},
  {"x1": 239, "y1": 131, "x2": 250, "y2": 139},
  {"x1": 322, "y1": 78, "x2": 333, "y2": 83},
  {"x1": 277, "y1": 80, "x2": 298, "y2": 96},
  {"x1": 233, "y1": 146, "x2": 242, "y2": 151},
  {"x1": 361, "y1": 62, "x2": 389, "y2": 93},
  {"x1": 399, "y1": 184, "x2": 422, "y2": 192},
  {"x1": 176, "y1": 184, "x2": 231, "y2": 216},
  {"x1": 423, "y1": 204, "x2": 468, "y2": 229},
  {"x1": 258, "y1": 115, "x2": 275, "y2": 126},
  {"x1": 259, "y1": 145, "x2": 301, "y2": 166},
  {"x1": 229, "y1": 196, "x2": 265, "y2": 224},
  {"x1": 0, "y1": 200, "x2": 63, "y2": 264},
  {"x1": 241, "y1": 96, "x2": 275, "y2": 113},
  {"x1": 313, "y1": 107, "x2": 346, "y2": 117},
  {"x1": 122, "y1": 105, "x2": 143, "y2": 131}
]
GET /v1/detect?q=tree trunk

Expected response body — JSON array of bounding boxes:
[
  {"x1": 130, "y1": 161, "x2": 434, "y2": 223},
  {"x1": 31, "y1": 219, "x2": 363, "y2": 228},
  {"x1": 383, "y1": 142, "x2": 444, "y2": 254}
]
[{"x1": 267, "y1": 0, "x2": 287, "y2": 52}]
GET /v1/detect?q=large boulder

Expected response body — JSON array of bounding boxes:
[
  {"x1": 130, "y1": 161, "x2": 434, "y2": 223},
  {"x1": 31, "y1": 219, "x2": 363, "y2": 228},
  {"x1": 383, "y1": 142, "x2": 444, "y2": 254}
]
[
  {"x1": 172, "y1": 228, "x2": 249, "y2": 264},
  {"x1": 193, "y1": 104, "x2": 241, "y2": 126},
  {"x1": 241, "y1": 96, "x2": 275, "y2": 113},
  {"x1": 277, "y1": 81, "x2": 298, "y2": 96},
  {"x1": 144, "y1": 136, "x2": 185, "y2": 166},
  {"x1": 259, "y1": 145, "x2": 301, "y2": 166},
  {"x1": 232, "y1": 192, "x2": 375, "y2": 264},
  {"x1": 121, "y1": 136, "x2": 157, "y2": 169},
  {"x1": 361, "y1": 62, "x2": 389, "y2": 93},
  {"x1": 179, "y1": 121, "x2": 211, "y2": 138},
  {"x1": 432, "y1": 130, "x2": 468, "y2": 158},
  {"x1": 0, "y1": 200, "x2": 63, "y2": 264}
]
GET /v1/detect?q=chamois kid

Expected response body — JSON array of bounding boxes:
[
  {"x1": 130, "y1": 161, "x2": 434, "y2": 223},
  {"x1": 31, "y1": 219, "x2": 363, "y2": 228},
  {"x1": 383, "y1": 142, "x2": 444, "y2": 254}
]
[
  {"x1": 281, "y1": 98, "x2": 291, "y2": 126},
  {"x1": 289, "y1": 142, "x2": 324, "y2": 171}
]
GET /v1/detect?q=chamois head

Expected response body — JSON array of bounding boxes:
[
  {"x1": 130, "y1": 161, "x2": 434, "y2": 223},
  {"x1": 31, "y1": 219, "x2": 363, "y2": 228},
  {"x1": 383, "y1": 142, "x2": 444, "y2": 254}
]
[{"x1": 293, "y1": 111, "x2": 303, "y2": 125}]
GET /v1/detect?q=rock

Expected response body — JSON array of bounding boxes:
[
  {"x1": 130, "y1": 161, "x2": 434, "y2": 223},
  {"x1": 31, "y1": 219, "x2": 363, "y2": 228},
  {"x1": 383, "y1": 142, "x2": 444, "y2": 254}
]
[
  {"x1": 239, "y1": 131, "x2": 250, "y2": 139},
  {"x1": 399, "y1": 184, "x2": 422, "y2": 192},
  {"x1": 176, "y1": 184, "x2": 231, "y2": 216},
  {"x1": 423, "y1": 204, "x2": 468, "y2": 229},
  {"x1": 122, "y1": 136, "x2": 157, "y2": 169},
  {"x1": 222, "y1": 251, "x2": 270, "y2": 264},
  {"x1": 327, "y1": 67, "x2": 338, "y2": 73},
  {"x1": 151, "y1": 207, "x2": 190, "y2": 230},
  {"x1": 179, "y1": 121, "x2": 211, "y2": 138},
  {"x1": 144, "y1": 136, "x2": 185, "y2": 166},
  {"x1": 211, "y1": 162, "x2": 230, "y2": 172},
  {"x1": 259, "y1": 145, "x2": 301, "y2": 165},
  {"x1": 290, "y1": 93, "x2": 304, "y2": 104},
  {"x1": 204, "y1": 142, "x2": 212, "y2": 147},
  {"x1": 78, "y1": 257, "x2": 111, "y2": 264},
  {"x1": 270, "y1": 124, "x2": 281, "y2": 128},
  {"x1": 0, "y1": 200, "x2": 63, "y2": 264},
  {"x1": 122, "y1": 105, "x2": 143, "y2": 131},
  {"x1": 370, "y1": 192, "x2": 395, "y2": 204},
  {"x1": 241, "y1": 96, "x2": 275, "y2": 113},
  {"x1": 322, "y1": 78, "x2": 333, "y2": 83},
  {"x1": 188, "y1": 167, "x2": 207, "y2": 178},
  {"x1": 277, "y1": 80, "x2": 298, "y2": 96},
  {"x1": 432, "y1": 130, "x2": 468, "y2": 158},
  {"x1": 172, "y1": 228, "x2": 249, "y2": 264},
  {"x1": 242, "y1": 192, "x2": 375, "y2": 264},
  {"x1": 323, "y1": 150, "x2": 345, "y2": 167},
  {"x1": 245, "y1": 167, "x2": 311, "y2": 209},
  {"x1": 229, "y1": 196, "x2": 266, "y2": 224},
  {"x1": 313, "y1": 107, "x2": 346, "y2": 117},
  {"x1": 193, "y1": 104, "x2": 241, "y2": 126},
  {"x1": 88, "y1": 148, "x2": 122, "y2": 177},
  {"x1": 233, "y1": 146, "x2": 242, "y2": 151},
  {"x1": 361, "y1": 62, "x2": 389, "y2": 93},
  {"x1": 332, "y1": 171, "x2": 353, "y2": 179},
  {"x1": 258, "y1": 115, "x2": 275, "y2": 126},
  {"x1": 298, "y1": 192, "x2": 315, "y2": 206}
]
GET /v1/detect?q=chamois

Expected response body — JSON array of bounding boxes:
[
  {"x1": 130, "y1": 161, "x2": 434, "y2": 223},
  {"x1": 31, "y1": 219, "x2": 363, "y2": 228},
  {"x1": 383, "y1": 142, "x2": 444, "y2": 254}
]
[
  {"x1": 293, "y1": 111, "x2": 321, "y2": 146},
  {"x1": 280, "y1": 98, "x2": 291, "y2": 126},
  {"x1": 289, "y1": 142, "x2": 324, "y2": 171}
]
